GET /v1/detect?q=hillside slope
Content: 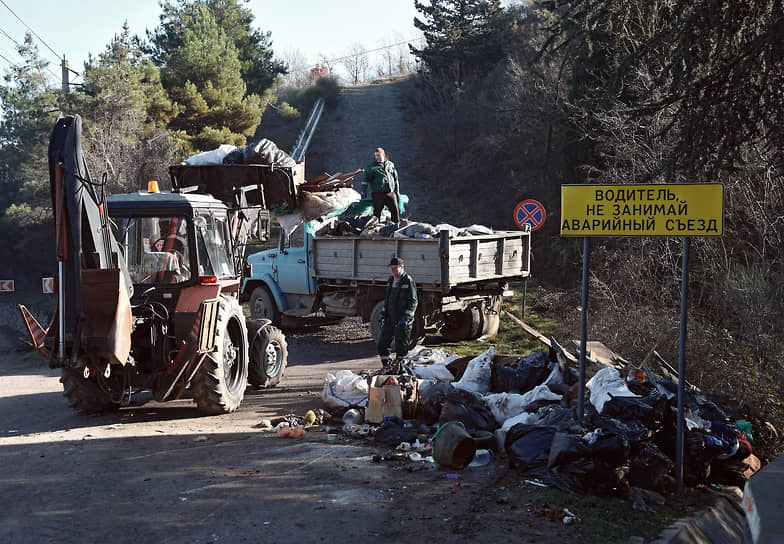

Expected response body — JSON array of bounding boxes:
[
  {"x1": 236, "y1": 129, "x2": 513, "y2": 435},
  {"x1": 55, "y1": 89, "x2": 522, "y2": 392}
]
[{"x1": 306, "y1": 76, "x2": 437, "y2": 223}]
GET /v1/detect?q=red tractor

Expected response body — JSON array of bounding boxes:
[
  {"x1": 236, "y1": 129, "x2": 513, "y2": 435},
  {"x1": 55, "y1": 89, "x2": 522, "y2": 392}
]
[{"x1": 19, "y1": 115, "x2": 289, "y2": 414}]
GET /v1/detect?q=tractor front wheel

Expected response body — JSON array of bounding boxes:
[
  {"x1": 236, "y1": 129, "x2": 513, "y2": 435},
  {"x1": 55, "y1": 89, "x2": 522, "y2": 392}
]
[
  {"x1": 191, "y1": 296, "x2": 249, "y2": 414},
  {"x1": 248, "y1": 325, "x2": 288, "y2": 388}
]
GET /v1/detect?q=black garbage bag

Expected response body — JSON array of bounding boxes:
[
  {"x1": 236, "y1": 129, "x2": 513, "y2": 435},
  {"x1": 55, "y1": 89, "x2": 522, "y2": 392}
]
[
  {"x1": 602, "y1": 391, "x2": 670, "y2": 429},
  {"x1": 629, "y1": 442, "x2": 675, "y2": 492},
  {"x1": 491, "y1": 352, "x2": 553, "y2": 394},
  {"x1": 373, "y1": 419, "x2": 417, "y2": 448},
  {"x1": 416, "y1": 381, "x2": 454, "y2": 425},
  {"x1": 506, "y1": 424, "x2": 556, "y2": 475},
  {"x1": 536, "y1": 404, "x2": 582, "y2": 432},
  {"x1": 243, "y1": 138, "x2": 296, "y2": 167},
  {"x1": 547, "y1": 430, "x2": 630, "y2": 495},
  {"x1": 335, "y1": 215, "x2": 379, "y2": 235},
  {"x1": 222, "y1": 148, "x2": 245, "y2": 164},
  {"x1": 548, "y1": 430, "x2": 629, "y2": 470},
  {"x1": 588, "y1": 412, "x2": 653, "y2": 445},
  {"x1": 440, "y1": 388, "x2": 497, "y2": 431}
]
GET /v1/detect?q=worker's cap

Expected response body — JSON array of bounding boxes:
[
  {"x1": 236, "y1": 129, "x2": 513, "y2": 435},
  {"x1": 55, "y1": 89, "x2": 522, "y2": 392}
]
[{"x1": 388, "y1": 256, "x2": 404, "y2": 267}]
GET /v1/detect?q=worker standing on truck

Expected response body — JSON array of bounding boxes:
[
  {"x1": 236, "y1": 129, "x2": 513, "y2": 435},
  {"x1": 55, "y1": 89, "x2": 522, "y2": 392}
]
[
  {"x1": 377, "y1": 256, "x2": 417, "y2": 366},
  {"x1": 363, "y1": 147, "x2": 400, "y2": 223}
]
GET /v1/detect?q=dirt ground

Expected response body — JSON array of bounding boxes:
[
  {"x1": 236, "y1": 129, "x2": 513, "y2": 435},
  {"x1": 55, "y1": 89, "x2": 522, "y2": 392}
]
[{"x1": 0, "y1": 317, "x2": 580, "y2": 544}]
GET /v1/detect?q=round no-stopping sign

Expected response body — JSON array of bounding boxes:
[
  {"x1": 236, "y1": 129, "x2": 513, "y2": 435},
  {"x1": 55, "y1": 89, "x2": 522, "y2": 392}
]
[{"x1": 514, "y1": 200, "x2": 546, "y2": 231}]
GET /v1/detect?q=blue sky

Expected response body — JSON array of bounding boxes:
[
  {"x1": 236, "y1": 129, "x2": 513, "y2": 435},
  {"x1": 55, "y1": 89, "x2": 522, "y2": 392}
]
[{"x1": 0, "y1": 0, "x2": 422, "y2": 84}]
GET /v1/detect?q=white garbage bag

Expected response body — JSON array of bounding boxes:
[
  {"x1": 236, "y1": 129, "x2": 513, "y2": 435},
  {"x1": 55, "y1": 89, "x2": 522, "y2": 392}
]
[
  {"x1": 435, "y1": 223, "x2": 460, "y2": 237},
  {"x1": 184, "y1": 144, "x2": 237, "y2": 166},
  {"x1": 484, "y1": 385, "x2": 563, "y2": 425},
  {"x1": 320, "y1": 370, "x2": 369, "y2": 409},
  {"x1": 586, "y1": 366, "x2": 640, "y2": 413},
  {"x1": 415, "y1": 363, "x2": 455, "y2": 382},
  {"x1": 277, "y1": 211, "x2": 304, "y2": 238},
  {"x1": 500, "y1": 410, "x2": 542, "y2": 432},
  {"x1": 464, "y1": 224, "x2": 494, "y2": 236},
  {"x1": 453, "y1": 346, "x2": 494, "y2": 394}
]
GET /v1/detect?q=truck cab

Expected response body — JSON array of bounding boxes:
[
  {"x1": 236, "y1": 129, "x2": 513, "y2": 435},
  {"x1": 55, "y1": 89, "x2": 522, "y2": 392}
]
[{"x1": 243, "y1": 219, "x2": 323, "y2": 322}]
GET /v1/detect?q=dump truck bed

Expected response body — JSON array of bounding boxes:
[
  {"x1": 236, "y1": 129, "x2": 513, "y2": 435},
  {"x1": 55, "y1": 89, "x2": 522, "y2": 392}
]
[
  {"x1": 168, "y1": 163, "x2": 303, "y2": 210},
  {"x1": 312, "y1": 230, "x2": 530, "y2": 290}
]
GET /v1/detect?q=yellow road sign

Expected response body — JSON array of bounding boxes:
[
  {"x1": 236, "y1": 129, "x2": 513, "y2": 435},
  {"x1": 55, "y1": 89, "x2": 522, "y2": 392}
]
[{"x1": 560, "y1": 184, "x2": 723, "y2": 237}]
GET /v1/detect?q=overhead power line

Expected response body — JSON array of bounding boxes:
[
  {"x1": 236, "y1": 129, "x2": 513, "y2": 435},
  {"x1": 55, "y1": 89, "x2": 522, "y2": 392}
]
[
  {"x1": 287, "y1": 36, "x2": 425, "y2": 74},
  {"x1": 0, "y1": 0, "x2": 61, "y2": 60}
]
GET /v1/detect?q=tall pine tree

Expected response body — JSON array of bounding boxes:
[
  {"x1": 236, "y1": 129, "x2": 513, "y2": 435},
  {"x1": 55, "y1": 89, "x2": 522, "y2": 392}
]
[
  {"x1": 411, "y1": 0, "x2": 505, "y2": 87},
  {"x1": 149, "y1": 1, "x2": 268, "y2": 151}
]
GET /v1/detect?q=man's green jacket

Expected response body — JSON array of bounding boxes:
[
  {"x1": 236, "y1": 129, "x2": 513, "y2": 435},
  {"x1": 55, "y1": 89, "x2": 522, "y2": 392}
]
[
  {"x1": 383, "y1": 271, "x2": 417, "y2": 325},
  {"x1": 364, "y1": 160, "x2": 398, "y2": 193}
]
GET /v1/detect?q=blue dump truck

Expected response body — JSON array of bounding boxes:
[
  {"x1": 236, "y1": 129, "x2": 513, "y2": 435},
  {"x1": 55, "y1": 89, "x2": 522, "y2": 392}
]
[{"x1": 240, "y1": 217, "x2": 532, "y2": 344}]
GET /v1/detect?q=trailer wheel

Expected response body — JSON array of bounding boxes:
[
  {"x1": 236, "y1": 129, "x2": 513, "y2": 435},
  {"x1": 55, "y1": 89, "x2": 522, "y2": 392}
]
[
  {"x1": 250, "y1": 285, "x2": 280, "y2": 326},
  {"x1": 441, "y1": 306, "x2": 481, "y2": 341},
  {"x1": 191, "y1": 296, "x2": 249, "y2": 414},
  {"x1": 61, "y1": 367, "x2": 120, "y2": 414},
  {"x1": 248, "y1": 325, "x2": 288, "y2": 388}
]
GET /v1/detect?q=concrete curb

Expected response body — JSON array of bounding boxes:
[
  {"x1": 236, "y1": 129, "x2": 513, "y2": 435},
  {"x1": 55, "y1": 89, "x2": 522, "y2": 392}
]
[{"x1": 650, "y1": 495, "x2": 751, "y2": 544}]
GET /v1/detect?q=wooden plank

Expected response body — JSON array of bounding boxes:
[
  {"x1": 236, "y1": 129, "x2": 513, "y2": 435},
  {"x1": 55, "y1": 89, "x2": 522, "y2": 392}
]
[{"x1": 502, "y1": 310, "x2": 578, "y2": 364}]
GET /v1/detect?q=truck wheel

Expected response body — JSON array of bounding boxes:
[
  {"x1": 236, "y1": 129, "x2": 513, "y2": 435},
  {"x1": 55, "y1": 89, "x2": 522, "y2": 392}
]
[
  {"x1": 61, "y1": 368, "x2": 120, "y2": 414},
  {"x1": 441, "y1": 306, "x2": 481, "y2": 341},
  {"x1": 250, "y1": 285, "x2": 280, "y2": 326},
  {"x1": 191, "y1": 296, "x2": 249, "y2": 414},
  {"x1": 248, "y1": 325, "x2": 288, "y2": 388},
  {"x1": 409, "y1": 311, "x2": 425, "y2": 349},
  {"x1": 369, "y1": 300, "x2": 385, "y2": 343}
]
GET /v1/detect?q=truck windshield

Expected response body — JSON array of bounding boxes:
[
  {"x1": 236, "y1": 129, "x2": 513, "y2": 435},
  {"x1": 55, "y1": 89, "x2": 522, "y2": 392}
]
[
  {"x1": 113, "y1": 216, "x2": 192, "y2": 285},
  {"x1": 195, "y1": 213, "x2": 234, "y2": 278}
]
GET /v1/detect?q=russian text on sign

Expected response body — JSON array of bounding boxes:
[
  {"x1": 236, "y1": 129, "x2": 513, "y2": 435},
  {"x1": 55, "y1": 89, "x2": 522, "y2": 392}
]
[{"x1": 561, "y1": 184, "x2": 723, "y2": 237}]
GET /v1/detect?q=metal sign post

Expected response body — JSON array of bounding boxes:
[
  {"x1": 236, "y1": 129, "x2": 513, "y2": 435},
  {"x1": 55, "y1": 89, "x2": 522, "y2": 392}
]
[
  {"x1": 577, "y1": 237, "x2": 590, "y2": 422},
  {"x1": 676, "y1": 237, "x2": 690, "y2": 491}
]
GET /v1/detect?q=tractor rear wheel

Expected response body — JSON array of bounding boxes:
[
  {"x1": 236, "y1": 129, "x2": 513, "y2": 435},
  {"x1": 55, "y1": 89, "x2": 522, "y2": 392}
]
[
  {"x1": 61, "y1": 367, "x2": 120, "y2": 414},
  {"x1": 191, "y1": 296, "x2": 249, "y2": 414},
  {"x1": 248, "y1": 325, "x2": 288, "y2": 388}
]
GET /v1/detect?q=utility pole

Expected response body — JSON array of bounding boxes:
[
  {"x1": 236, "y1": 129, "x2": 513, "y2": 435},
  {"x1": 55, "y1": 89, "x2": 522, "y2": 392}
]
[{"x1": 61, "y1": 55, "x2": 69, "y2": 94}]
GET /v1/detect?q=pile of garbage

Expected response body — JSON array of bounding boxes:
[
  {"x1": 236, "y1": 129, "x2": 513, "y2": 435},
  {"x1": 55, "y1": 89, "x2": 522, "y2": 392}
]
[
  {"x1": 322, "y1": 216, "x2": 495, "y2": 240},
  {"x1": 183, "y1": 139, "x2": 297, "y2": 168},
  {"x1": 320, "y1": 344, "x2": 769, "y2": 497}
]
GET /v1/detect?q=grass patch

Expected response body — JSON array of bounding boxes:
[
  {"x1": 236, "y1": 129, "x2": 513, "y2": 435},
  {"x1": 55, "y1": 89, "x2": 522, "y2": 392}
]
[
  {"x1": 534, "y1": 486, "x2": 716, "y2": 543},
  {"x1": 433, "y1": 280, "x2": 569, "y2": 357}
]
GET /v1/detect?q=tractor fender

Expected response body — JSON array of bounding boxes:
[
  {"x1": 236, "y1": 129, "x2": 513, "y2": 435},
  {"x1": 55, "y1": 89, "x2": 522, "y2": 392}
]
[{"x1": 245, "y1": 317, "x2": 272, "y2": 345}]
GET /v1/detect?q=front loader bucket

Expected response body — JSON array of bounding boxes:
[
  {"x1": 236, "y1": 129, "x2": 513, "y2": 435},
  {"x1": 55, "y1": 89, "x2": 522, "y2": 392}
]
[{"x1": 80, "y1": 268, "x2": 132, "y2": 366}]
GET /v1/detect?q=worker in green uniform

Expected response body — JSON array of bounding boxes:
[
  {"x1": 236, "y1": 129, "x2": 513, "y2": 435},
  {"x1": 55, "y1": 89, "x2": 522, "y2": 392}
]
[
  {"x1": 377, "y1": 256, "x2": 418, "y2": 366},
  {"x1": 362, "y1": 147, "x2": 400, "y2": 223}
]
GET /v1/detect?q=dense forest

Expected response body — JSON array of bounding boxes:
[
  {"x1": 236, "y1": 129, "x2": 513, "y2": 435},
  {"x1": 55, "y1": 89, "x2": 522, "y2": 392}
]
[{"x1": 1, "y1": 0, "x2": 783, "y2": 423}]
